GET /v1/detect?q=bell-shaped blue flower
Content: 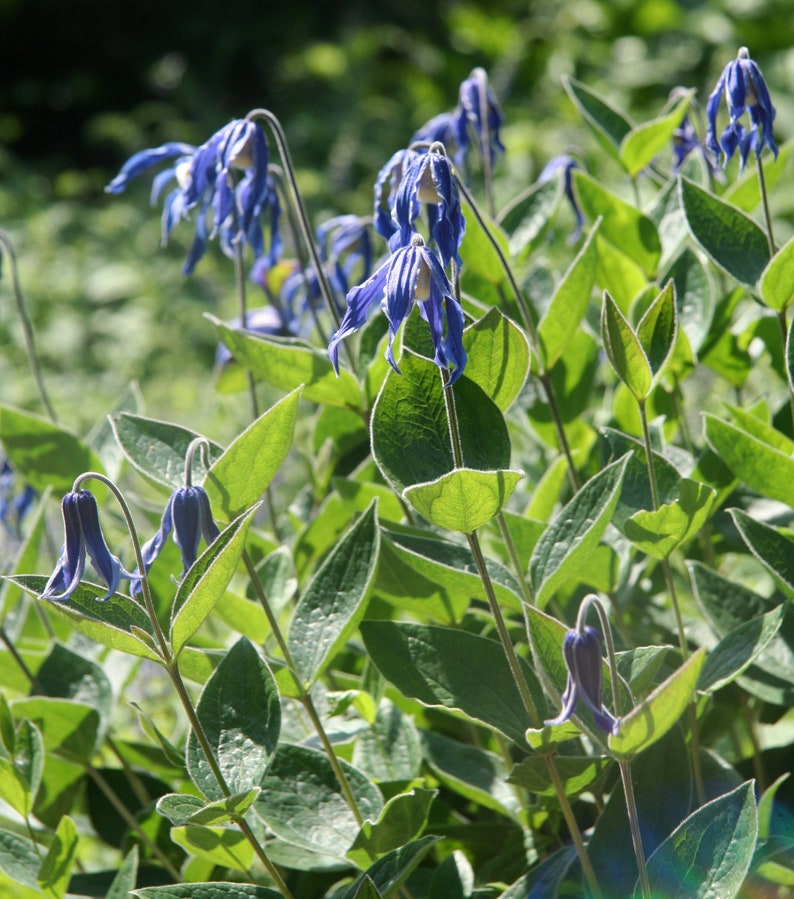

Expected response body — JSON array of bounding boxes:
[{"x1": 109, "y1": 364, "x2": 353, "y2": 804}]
[
  {"x1": 455, "y1": 67, "x2": 505, "y2": 166},
  {"x1": 706, "y1": 47, "x2": 778, "y2": 170},
  {"x1": 105, "y1": 119, "x2": 279, "y2": 274},
  {"x1": 328, "y1": 234, "x2": 467, "y2": 385},
  {"x1": 40, "y1": 490, "x2": 138, "y2": 602},
  {"x1": 545, "y1": 625, "x2": 620, "y2": 735},
  {"x1": 132, "y1": 485, "x2": 221, "y2": 595},
  {"x1": 392, "y1": 148, "x2": 465, "y2": 267}
]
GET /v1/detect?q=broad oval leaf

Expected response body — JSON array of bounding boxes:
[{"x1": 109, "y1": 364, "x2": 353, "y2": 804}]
[
  {"x1": 134, "y1": 885, "x2": 281, "y2": 899},
  {"x1": 760, "y1": 232, "x2": 794, "y2": 312},
  {"x1": 529, "y1": 454, "x2": 629, "y2": 608},
  {"x1": 403, "y1": 468, "x2": 524, "y2": 533},
  {"x1": 255, "y1": 744, "x2": 383, "y2": 858},
  {"x1": 642, "y1": 781, "x2": 757, "y2": 899},
  {"x1": 0, "y1": 405, "x2": 104, "y2": 494},
  {"x1": 461, "y1": 307, "x2": 531, "y2": 411},
  {"x1": 608, "y1": 648, "x2": 705, "y2": 761},
  {"x1": 563, "y1": 76, "x2": 633, "y2": 162},
  {"x1": 209, "y1": 315, "x2": 362, "y2": 408},
  {"x1": 287, "y1": 500, "x2": 380, "y2": 685},
  {"x1": 729, "y1": 508, "x2": 794, "y2": 598},
  {"x1": 679, "y1": 176, "x2": 770, "y2": 288},
  {"x1": 636, "y1": 280, "x2": 678, "y2": 382},
  {"x1": 360, "y1": 620, "x2": 545, "y2": 743},
  {"x1": 203, "y1": 387, "x2": 301, "y2": 518},
  {"x1": 186, "y1": 637, "x2": 281, "y2": 800},
  {"x1": 110, "y1": 413, "x2": 222, "y2": 490},
  {"x1": 618, "y1": 93, "x2": 691, "y2": 178},
  {"x1": 601, "y1": 291, "x2": 651, "y2": 400},
  {"x1": 371, "y1": 352, "x2": 511, "y2": 493}
]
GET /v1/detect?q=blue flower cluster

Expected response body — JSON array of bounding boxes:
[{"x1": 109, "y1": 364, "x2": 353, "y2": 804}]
[
  {"x1": 706, "y1": 47, "x2": 777, "y2": 170},
  {"x1": 106, "y1": 119, "x2": 280, "y2": 274}
]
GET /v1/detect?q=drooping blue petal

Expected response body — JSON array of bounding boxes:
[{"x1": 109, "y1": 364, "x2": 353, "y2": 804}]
[
  {"x1": 77, "y1": 490, "x2": 138, "y2": 601},
  {"x1": 131, "y1": 492, "x2": 176, "y2": 596},
  {"x1": 384, "y1": 244, "x2": 423, "y2": 371},
  {"x1": 105, "y1": 142, "x2": 195, "y2": 194},
  {"x1": 373, "y1": 148, "x2": 420, "y2": 243},
  {"x1": 40, "y1": 492, "x2": 86, "y2": 601},
  {"x1": 328, "y1": 258, "x2": 389, "y2": 373}
]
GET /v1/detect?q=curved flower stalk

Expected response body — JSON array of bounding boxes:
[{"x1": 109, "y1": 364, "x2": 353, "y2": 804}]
[
  {"x1": 328, "y1": 234, "x2": 467, "y2": 385},
  {"x1": 105, "y1": 119, "x2": 280, "y2": 274},
  {"x1": 706, "y1": 47, "x2": 777, "y2": 171},
  {"x1": 40, "y1": 488, "x2": 139, "y2": 602}
]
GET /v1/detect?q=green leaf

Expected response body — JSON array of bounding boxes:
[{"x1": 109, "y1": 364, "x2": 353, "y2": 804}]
[
  {"x1": 106, "y1": 846, "x2": 138, "y2": 899},
  {"x1": 0, "y1": 719, "x2": 43, "y2": 817},
  {"x1": 110, "y1": 414, "x2": 222, "y2": 490},
  {"x1": 699, "y1": 606, "x2": 785, "y2": 693},
  {"x1": 729, "y1": 508, "x2": 794, "y2": 598},
  {"x1": 618, "y1": 94, "x2": 691, "y2": 177},
  {"x1": 255, "y1": 744, "x2": 382, "y2": 858},
  {"x1": 508, "y1": 754, "x2": 610, "y2": 799},
  {"x1": 186, "y1": 637, "x2": 281, "y2": 800},
  {"x1": 371, "y1": 353, "x2": 511, "y2": 493},
  {"x1": 537, "y1": 222, "x2": 599, "y2": 371},
  {"x1": 421, "y1": 730, "x2": 520, "y2": 821},
  {"x1": 288, "y1": 501, "x2": 379, "y2": 684},
  {"x1": 609, "y1": 648, "x2": 705, "y2": 761},
  {"x1": 10, "y1": 576, "x2": 161, "y2": 661},
  {"x1": 679, "y1": 176, "x2": 770, "y2": 288},
  {"x1": 788, "y1": 315, "x2": 794, "y2": 396},
  {"x1": 0, "y1": 828, "x2": 40, "y2": 889},
  {"x1": 170, "y1": 825, "x2": 254, "y2": 873},
  {"x1": 403, "y1": 468, "x2": 523, "y2": 533},
  {"x1": 623, "y1": 478, "x2": 716, "y2": 559},
  {"x1": 573, "y1": 171, "x2": 661, "y2": 276},
  {"x1": 458, "y1": 200, "x2": 511, "y2": 284},
  {"x1": 497, "y1": 177, "x2": 561, "y2": 260},
  {"x1": 203, "y1": 388, "x2": 300, "y2": 518},
  {"x1": 724, "y1": 141, "x2": 791, "y2": 211},
  {"x1": 662, "y1": 247, "x2": 714, "y2": 356},
  {"x1": 157, "y1": 788, "x2": 260, "y2": 826},
  {"x1": 208, "y1": 317, "x2": 362, "y2": 408},
  {"x1": 360, "y1": 621, "x2": 543, "y2": 744},
  {"x1": 330, "y1": 837, "x2": 439, "y2": 899},
  {"x1": 461, "y1": 307, "x2": 531, "y2": 411},
  {"x1": 11, "y1": 697, "x2": 101, "y2": 762},
  {"x1": 704, "y1": 414, "x2": 794, "y2": 509},
  {"x1": 529, "y1": 454, "x2": 629, "y2": 608},
  {"x1": 347, "y1": 787, "x2": 436, "y2": 867},
  {"x1": 643, "y1": 782, "x2": 757, "y2": 899},
  {"x1": 353, "y1": 701, "x2": 422, "y2": 783},
  {"x1": 134, "y1": 884, "x2": 282, "y2": 899},
  {"x1": 0, "y1": 405, "x2": 104, "y2": 494},
  {"x1": 37, "y1": 814, "x2": 78, "y2": 899},
  {"x1": 760, "y1": 232, "x2": 794, "y2": 312},
  {"x1": 636, "y1": 280, "x2": 678, "y2": 382},
  {"x1": 563, "y1": 76, "x2": 633, "y2": 161},
  {"x1": 601, "y1": 291, "x2": 651, "y2": 400},
  {"x1": 170, "y1": 504, "x2": 259, "y2": 657}
]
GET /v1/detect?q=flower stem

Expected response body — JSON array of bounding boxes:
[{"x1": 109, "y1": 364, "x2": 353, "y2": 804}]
[
  {"x1": 756, "y1": 155, "x2": 776, "y2": 257},
  {"x1": 0, "y1": 229, "x2": 57, "y2": 423},
  {"x1": 451, "y1": 174, "x2": 579, "y2": 490},
  {"x1": 619, "y1": 759, "x2": 651, "y2": 899},
  {"x1": 242, "y1": 550, "x2": 365, "y2": 827},
  {"x1": 234, "y1": 239, "x2": 260, "y2": 421}
]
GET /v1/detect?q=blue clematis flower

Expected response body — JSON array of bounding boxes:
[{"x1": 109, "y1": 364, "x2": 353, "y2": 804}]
[
  {"x1": 706, "y1": 47, "x2": 778, "y2": 170},
  {"x1": 132, "y1": 485, "x2": 221, "y2": 595},
  {"x1": 455, "y1": 67, "x2": 506, "y2": 167},
  {"x1": 106, "y1": 119, "x2": 279, "y2": 274},
  {"x1": 538, "y1": 154, "x2": 584, "y2": 243},
  {"x1": 392, "y1": 147, "x2": 465, "y2": 267},
  {"x1": 545, "y1": 625, "x2": 620, "y2": 735},
  {"x1": 0, "y1": 458, "x2": 36, "y2": 536},
  {"x1": 328, "y1": 233, "x2": 466, "y2": 385},
  {"x1": 40, "y1": 490, "x2": 138, "y2": 602}
]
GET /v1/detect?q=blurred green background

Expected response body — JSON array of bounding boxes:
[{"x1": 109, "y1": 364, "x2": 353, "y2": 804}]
[{"x1": 1, "y1": 0, "x2": 792, "y2": 437}]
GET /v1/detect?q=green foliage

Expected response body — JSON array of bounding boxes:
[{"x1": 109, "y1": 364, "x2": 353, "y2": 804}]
[{"x1": 2, "y1": 10, "x2": 793, "y2": 897}]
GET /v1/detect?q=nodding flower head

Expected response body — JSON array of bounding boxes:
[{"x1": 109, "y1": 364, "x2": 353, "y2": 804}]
[
  {"x1": 40, "y1": 490, "x2": 138, "y2": 602},
  {"x1": 706, "y1": 47, "x2": 778, "y2": 170},
  {"x1": 105, "y1": 118, "x2": 279, "y2": 274},
  {"x1": 538, "y1": 154, "x2": 584, "y2": 243},
  {"x1": 545, "y1": 625, "x2": 620, "y2": 736},
  {"x1": 455, "y1": 67, "x2": 505, "y2": 166},
  {"x1": 328, "y1": 234, "x2": 467, "y2": 385},
  {"x1": 132, "y1": 485, "x2": 221, "y2": 595},
  {"x1": 392, "y1": 147, "x2": 465, "y2": 268}
]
